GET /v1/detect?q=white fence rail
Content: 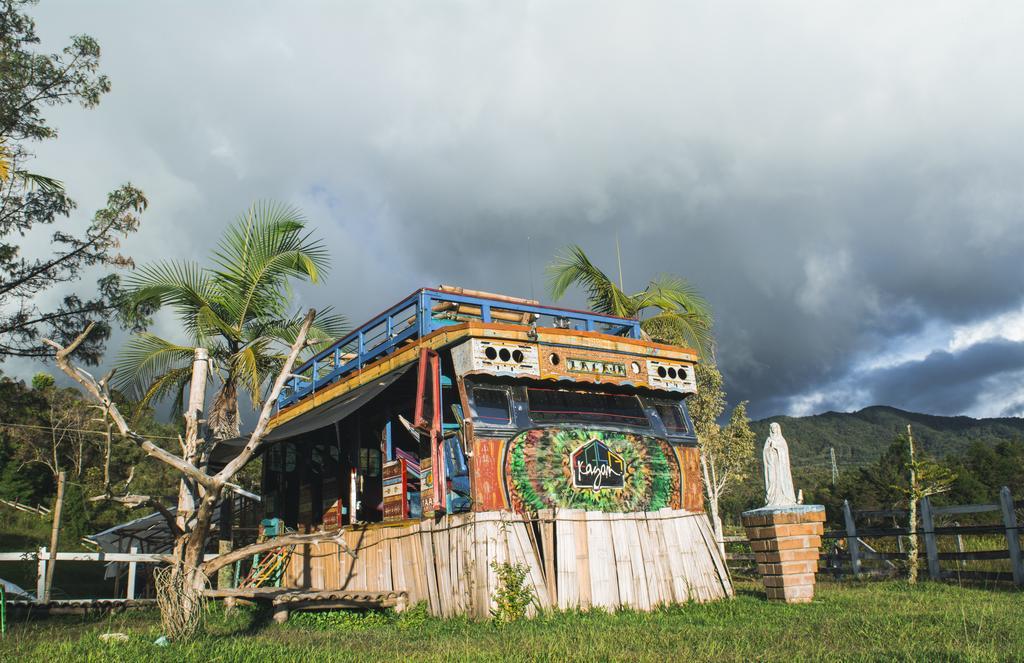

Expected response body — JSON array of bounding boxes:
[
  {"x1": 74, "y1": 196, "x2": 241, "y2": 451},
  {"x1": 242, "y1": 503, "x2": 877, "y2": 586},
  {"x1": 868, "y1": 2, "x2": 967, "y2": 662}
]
[{"x1": 0, "y1": 548, "x2": 218, "y2": 602}]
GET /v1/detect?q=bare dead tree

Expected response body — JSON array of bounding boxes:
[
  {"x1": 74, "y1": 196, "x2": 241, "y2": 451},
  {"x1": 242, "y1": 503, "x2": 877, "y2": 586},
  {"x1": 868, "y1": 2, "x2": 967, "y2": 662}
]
[{"x1": 44, "y1": 308, "x2": 351, "y2": 637}]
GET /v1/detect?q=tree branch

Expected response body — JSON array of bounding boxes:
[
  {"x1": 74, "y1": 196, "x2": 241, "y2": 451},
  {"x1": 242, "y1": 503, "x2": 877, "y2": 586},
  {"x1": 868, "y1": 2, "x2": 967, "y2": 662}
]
[
  {"x1": 43, "y1": 325, "x2": 215, "y2": 489},
  {"x1": 214, "y1": 309, "x2": 315, "y2": 483},
  {"x1": 200, "y1": 530, "x2": 353, "y2": 577},
  {"x1": 91, "y1": 493, "x2": 183, "y2": 538}
]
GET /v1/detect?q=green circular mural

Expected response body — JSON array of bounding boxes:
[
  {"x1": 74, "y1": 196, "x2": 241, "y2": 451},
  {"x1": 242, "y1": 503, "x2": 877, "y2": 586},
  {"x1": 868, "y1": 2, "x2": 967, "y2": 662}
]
[{"x1": 503, "y1": 428, "x2": 680, "y2": 512}]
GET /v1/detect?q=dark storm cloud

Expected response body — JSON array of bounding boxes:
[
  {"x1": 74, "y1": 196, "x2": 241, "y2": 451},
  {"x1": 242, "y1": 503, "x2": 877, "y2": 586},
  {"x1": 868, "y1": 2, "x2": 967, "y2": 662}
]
[
  {"x1": 13, "y1": 2, "x2": 1024, "y2": 420},
  {"x1": 866, "y1": 340, "x2": 1024, "y2": 415}
]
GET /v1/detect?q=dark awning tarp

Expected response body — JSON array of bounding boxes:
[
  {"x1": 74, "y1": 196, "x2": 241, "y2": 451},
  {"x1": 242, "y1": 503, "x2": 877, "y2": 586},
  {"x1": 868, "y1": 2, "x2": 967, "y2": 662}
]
[{"x1": 262, "y1": 362, "x2": 414, "y2": 443}]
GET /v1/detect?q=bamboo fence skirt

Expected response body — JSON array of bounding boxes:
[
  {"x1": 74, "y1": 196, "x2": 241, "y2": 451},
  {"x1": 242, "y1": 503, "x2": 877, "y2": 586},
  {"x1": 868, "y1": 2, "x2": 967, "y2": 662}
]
[{"x1": 281, "y1": 509, "x2": 733, "y2": 618}]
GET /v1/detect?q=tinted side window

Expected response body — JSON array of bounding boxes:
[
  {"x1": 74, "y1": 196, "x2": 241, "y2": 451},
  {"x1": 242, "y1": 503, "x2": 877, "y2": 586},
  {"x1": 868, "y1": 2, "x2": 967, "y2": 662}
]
[
  {"x1": 654, "y1": 401, "x2": 689, "y2": 435},
  {"x1": 527, "y1": 388, "x2": 649, "y2": 427},
  {"x1": 471, "y1": 387, "x2": 512, "y2": 425}
]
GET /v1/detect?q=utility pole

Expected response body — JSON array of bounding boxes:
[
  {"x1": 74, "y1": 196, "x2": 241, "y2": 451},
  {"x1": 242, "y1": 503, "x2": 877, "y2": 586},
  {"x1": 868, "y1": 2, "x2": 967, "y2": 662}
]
[
  {"x1": 44, "y1": 471, "x2": 66, "y2": 601},
  {"x1": 830, "y1": 447, "x2": 838, "y2": 487}
]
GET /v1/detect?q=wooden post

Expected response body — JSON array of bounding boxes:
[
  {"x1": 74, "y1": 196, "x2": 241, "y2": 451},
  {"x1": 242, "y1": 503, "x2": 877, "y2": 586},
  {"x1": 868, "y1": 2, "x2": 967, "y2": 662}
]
[
  {"x1": 1000, "y1": 486, "x2": 1022, "y2": 587},
  {"x1": 218, "y1": 496, "x2": 234, "y2": 589},
  {"x1": 178, "y1": 348, "x2": 209, "y2": 533},
  {"x1": 906, "y1": 425, "x2": 920, "y2": 584},
  {"x1": 126, "y1": 544, "x2": 139, "y2": 600},
  {"x1": 920, "y1": 496, "x2": 940, "y2": 581},
  {"x1": 36, "y1": 547, "x2": 47, "y2": 601},
  {"x1": 843, "y1": 500, "x2": 861, "y2": 578},
  {"x1": 349, "y1": 468, "x2": 358, "y2": 526},
  {"x1": 953, "y1": 521, "x2": 964, "y2": 573},
  {"x1": 44, "y1": 471, "x2": 66, "y2": 602}
]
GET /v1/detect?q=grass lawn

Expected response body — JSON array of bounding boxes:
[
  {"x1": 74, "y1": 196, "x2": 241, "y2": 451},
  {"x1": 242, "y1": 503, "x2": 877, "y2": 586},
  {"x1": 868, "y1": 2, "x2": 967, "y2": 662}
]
[{"x1": 1, "y1": 580, "x2": 1021, "y2": 662}]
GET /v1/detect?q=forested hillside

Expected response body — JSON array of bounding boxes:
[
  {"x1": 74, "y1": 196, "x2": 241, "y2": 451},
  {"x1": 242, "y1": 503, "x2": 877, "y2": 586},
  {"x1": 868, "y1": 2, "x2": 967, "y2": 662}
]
[
  {"x1": 750, "y1": 405, "x2": 1024, "y2": 469},
  {"x1": 712, "y1": 406, "x2": 1024, "y2": 525}
]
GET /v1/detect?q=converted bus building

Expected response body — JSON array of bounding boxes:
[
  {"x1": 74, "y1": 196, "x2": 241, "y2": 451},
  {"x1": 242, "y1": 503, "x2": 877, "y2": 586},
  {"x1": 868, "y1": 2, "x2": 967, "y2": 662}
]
[{"x1": 257, "y1": 287, "x2": 731, "y2": 616}]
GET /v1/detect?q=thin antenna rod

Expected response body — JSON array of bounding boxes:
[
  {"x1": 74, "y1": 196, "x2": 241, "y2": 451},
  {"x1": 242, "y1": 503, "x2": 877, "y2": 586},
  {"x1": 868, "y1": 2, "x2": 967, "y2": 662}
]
[
  {"x1": 526, "y1": 234, "x2": 536, "y2": 301},
  {"x1": 615, "y1": 232, "x2": 624, "y2": 291}
]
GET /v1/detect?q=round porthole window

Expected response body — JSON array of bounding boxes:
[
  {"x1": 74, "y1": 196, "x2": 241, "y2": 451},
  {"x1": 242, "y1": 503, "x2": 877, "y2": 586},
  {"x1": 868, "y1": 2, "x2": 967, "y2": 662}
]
[
  {"x1": 512, "y1": 349, "x2": 525, "y2": 363},
  {"x1": 484, "y1": 346, "x2": 498, "y2": 360},
  {"x1": 498, "y1": 348, "x2": 511, "y2": 362},
  {"x1": 657, "y1": 366, "x2": 667, "y2": 378},
  {"x1": 549, "y1": 353, "x2": 561, "y2": 366},
  {"x1": 631, "y1": 361, "x2": 641, "y2": 374}
]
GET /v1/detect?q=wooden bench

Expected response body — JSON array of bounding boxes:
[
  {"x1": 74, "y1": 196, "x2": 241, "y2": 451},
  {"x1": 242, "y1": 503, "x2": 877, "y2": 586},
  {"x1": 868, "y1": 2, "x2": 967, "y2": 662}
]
[{"x1": 204, "y1": 587, "x2": 409, "y2": 623}]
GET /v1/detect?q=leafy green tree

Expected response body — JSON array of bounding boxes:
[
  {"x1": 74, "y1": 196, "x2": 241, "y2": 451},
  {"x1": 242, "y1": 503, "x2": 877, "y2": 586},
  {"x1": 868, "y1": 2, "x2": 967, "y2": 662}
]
[
  {"x1": 547, "y1": 245, "x2": 713, "y2": 357},
  {"x1": 0, "y1": 374, "x2": 50, "y2": 500},
  {"x1": 13, "y1": 376, "x2": 103, "y2": 485},
  {"x1": 115, "y1": 202, "x2": 344, "y2": 439},
  {"x1": 0, "y1": 0, "x2": 148, "y2": 364},
  {"x1": 896, "y1": 425, "x2": 955, "y2": 583},
  {"x1": 688, "y1": 362, "x2": 755, "y2": 548}
]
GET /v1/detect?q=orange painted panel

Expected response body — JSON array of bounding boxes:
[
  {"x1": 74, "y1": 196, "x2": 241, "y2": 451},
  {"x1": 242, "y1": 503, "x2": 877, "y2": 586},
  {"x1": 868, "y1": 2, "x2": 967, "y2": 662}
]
[
  {"x1": 679, "y1": 445, "x2": 704, "y2": 512},
  {"x1": 471, "y1": 437, "x2": 506, "y2": 511}
]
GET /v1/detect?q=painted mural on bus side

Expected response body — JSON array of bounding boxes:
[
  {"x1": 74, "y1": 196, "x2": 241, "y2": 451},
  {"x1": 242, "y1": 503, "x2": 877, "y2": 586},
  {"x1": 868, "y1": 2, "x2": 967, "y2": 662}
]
[{"x1": 502, "y1": 428, "x2": 682, "y2": 512}]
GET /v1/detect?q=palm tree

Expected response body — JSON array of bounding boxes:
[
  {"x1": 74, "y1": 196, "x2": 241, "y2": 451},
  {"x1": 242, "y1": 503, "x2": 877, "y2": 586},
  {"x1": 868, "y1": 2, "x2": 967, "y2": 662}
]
[
  {"x1": 115, "y1": 201, "x2": 345, "y2": 439},
  {"x1": 547, "y1": 245, "x2": 714, "y2": 357}
]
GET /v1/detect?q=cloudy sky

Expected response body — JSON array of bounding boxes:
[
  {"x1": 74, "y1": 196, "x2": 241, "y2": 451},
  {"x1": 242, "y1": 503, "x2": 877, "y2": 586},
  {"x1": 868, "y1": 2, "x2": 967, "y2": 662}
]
[{"x1": 12, "y1": 1, "x2": 1024, "y2": 420}]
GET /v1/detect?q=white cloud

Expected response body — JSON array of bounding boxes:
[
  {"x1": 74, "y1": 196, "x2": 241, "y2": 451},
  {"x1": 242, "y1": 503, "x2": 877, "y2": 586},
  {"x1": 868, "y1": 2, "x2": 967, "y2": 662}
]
[{"x1": 948, "y1": 306, "x2": 1024, "y2": 353}]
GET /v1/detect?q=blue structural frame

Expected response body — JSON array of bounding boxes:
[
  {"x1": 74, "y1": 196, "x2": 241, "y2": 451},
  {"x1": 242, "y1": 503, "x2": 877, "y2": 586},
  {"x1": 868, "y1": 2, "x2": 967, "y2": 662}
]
[{"x1": 277, "y1": 288, "x2": 643, "y2": 410}]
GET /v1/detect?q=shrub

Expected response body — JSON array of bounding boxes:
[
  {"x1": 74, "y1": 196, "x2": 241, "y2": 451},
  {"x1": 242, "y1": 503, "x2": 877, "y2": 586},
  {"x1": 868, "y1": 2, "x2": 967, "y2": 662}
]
[{"x1": 490, "y1": 561, "x2": 535, "y2": 623}]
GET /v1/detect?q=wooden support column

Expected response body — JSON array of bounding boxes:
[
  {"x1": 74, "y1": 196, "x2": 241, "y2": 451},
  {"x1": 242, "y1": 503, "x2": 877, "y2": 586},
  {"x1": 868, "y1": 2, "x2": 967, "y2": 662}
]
[
  {"x1": 1000, "y1": 486, "x2": 1022, "y2": 587},
  {"x1": 178, "y1": 348, "x2": 209, "y2": 532},
  {"x1": 127, "y1": 544, "x2": 138, "y2": 600},
  {"x1": 44, "y1": 471, "x2": 66, "y2": 602},
  {"x1": 36, "y1": 547, "x2": 47, "y2": 601},
  {"x1": 843, "y1": 500, "x2": 861, "y2": 578},
  {"x1": 218, "y1": 497, "x2": 234, "y2": 589},
  {"x1": 920, "y1": 497, "x2": 940, "y2": 581}
]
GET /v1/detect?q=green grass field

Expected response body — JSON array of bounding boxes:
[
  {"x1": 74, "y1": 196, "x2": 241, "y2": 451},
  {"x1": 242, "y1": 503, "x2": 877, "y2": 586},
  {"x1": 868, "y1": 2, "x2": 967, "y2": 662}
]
[{"x1": 2, "y1": 581, "x2": 1021, "y2": 662}]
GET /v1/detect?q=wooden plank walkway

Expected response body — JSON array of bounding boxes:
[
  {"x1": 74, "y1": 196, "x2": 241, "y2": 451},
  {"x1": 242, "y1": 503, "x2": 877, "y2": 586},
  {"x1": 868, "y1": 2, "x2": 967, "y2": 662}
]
[{"x1": 204, "y1": 587, "x2": 408, "y2": 623}]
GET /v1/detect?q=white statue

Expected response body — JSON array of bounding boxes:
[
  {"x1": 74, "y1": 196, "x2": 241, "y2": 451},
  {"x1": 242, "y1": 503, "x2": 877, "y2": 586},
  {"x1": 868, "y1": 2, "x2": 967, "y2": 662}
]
[{"x1": 763, "y1": 422, "x2": 797, "y2": 507}]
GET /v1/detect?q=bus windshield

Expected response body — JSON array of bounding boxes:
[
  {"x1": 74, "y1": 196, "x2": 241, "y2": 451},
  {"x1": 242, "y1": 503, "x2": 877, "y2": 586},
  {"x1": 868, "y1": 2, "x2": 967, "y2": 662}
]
[{"x1": 526, "y1": 387, "x2": 649, "y2": 427}]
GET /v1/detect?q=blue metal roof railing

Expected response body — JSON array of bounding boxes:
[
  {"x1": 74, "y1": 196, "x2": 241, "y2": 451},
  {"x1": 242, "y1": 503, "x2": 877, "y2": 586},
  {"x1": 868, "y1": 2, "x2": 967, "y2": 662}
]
[{"x1": 277, "y1": 287, "x2": 643, "y2": 410}]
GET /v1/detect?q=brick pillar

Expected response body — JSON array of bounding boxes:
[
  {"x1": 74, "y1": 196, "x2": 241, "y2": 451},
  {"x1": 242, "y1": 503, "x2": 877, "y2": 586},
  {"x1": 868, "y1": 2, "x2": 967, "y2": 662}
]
[{"x1": 742, "y1": 505, "x2": 826, "y2": 603}]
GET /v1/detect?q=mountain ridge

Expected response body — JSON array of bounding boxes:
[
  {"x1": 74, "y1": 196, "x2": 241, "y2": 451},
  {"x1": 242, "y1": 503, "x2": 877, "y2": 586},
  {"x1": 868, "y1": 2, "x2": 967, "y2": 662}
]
[{"x1": 750, "y1": 405, "x2": 1024, "y2": 468}]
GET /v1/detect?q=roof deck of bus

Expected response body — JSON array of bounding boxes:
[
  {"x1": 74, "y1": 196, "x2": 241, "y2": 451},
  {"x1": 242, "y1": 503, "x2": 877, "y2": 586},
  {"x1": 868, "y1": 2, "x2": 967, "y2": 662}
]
[{"x1": 272, "y1": 286, "x2": 696, "y2": 421}]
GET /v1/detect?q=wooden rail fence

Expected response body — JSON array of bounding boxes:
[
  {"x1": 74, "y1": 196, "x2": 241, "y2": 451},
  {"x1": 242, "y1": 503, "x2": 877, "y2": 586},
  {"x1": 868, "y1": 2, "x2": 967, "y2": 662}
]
[
  {"x1": 0, "y1": 549, "x2": 218, "y2": 602},
  {"x1": 723, "y1": 486, "x2": 1023, "y2": 586}
]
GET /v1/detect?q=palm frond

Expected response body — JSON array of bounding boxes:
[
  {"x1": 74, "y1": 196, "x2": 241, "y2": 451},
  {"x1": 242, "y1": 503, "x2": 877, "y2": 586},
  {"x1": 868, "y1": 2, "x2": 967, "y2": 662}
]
[
  {"x1": 124, "y1": 261, "x2": 221, "y2": 339},
  {"x1": 195, "y1": 304, "x2": 240, "y2": 343},
  {"x1": 14, "y1": 170, "x2": 65, "y2": 193},
  {"x1": 113, "y1": 333, "x2": 197, "y2": 399},
  {"x1": 253, "y1": 309, "x2": 347, "y2": 352},
  {"x1": 546, "y1": 245, "x2": 636, "y2": 317},
  {"x1": 643, "y1": 274, "x2": 713, "y2": 324},
  {"x1": 641, "y1": 311, "x2": 715, "y2": 359},
  {"x1": 137, "y1": 366, "x2": 194, "y2": 417},
  {"x1": 211, "y1": 201, "x2": 330, "y2": 326},
  {"x1": 229, "y1": 341, "x2": 267, "y2": 410},
  {"x1": 636, "y1": 274, "x2": 714, "y2": 357}
]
